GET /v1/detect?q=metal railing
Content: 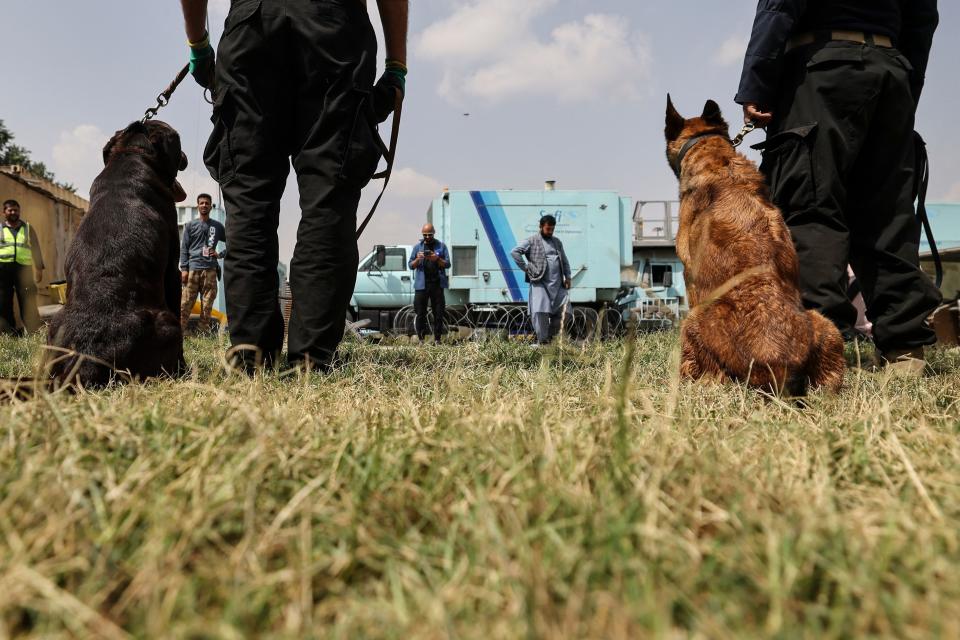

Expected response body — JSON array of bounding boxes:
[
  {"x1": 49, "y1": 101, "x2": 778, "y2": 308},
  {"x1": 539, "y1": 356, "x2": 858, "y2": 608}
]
[{"x1": 634, "y1": 200, "x2": 680, "y2": 245}]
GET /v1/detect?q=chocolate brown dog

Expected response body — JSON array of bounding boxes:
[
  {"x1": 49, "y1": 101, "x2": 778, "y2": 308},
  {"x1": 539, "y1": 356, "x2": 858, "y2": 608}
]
[
  {"x1": 664, "y1": 97, "x2": 844, "y2": 394},
  {"x1": 47, "y1": 120, "x2": 188, "y2": 386}
]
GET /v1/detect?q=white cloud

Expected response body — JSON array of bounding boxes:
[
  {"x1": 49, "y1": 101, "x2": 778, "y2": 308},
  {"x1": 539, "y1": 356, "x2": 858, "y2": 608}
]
[
  {"x1": 714, "y1": 35, "x2": 748, "y2": 67},
  {"x1": 389, "y1": 167, "x2": 445, "y2": 199},
  {"x1": 418, "y1": 0, "x2": 556, "y2": 63},
  {"x1": 51, "y1": 124, "x2": 108, "y2": 199},
  {"x1": 416, "y1": 1, "x2": 651, "y2": 104}
]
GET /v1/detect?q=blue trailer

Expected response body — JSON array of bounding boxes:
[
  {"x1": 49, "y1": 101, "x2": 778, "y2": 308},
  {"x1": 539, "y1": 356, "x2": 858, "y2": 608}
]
[
  {"x1": 921, "y1": 202, "x2": 960, "y2": 302},
  {"x1": 351, "y1": 187, "x2": 636, "y2": 337}
]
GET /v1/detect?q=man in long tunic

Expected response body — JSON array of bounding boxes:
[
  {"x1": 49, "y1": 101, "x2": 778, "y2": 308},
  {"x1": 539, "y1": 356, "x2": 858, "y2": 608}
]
[{"x1": 511, "y1": 215, "x2": 572, "y2": 345}]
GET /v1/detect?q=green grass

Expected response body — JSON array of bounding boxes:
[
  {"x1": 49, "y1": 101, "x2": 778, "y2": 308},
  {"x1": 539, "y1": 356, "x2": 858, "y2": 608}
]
[{"x1": 1, "y1": 332, "x2": 959, "y2": 638}]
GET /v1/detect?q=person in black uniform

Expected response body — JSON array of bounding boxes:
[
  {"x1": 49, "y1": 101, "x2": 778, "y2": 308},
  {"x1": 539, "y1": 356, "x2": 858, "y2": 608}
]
[
  {"x1": 736, "y1": 0, "x2": 941, "y2": 375},
  {"x1": 180, "y1": 0, "x2": 408, "y2": 371}
]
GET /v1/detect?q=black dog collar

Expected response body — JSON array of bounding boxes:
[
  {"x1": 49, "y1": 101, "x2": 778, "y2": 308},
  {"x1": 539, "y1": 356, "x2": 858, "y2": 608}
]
[{"x1": 671, "y1": 133, "x2": 730, "y2": 178}]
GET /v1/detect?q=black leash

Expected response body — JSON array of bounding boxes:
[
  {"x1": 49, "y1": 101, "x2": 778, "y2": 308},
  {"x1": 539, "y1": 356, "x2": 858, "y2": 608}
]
[
  {"x1": 142, "y1": 64, "x2": 191, "y2": 123},
  {"x1": 914, "y1": 132, "x2": 942, "y2": 288},
  {"x1": 142, "y1": 63, "x2": 215, "y2": 123},
  {"x1": 357, "y1": 88, "x2": 403, "y2": 240}
]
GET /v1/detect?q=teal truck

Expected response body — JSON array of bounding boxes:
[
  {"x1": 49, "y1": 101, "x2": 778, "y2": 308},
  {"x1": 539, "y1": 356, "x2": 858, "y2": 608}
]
[{"x1": 350, "y1": 187, "x2": 677, "y2": 336}]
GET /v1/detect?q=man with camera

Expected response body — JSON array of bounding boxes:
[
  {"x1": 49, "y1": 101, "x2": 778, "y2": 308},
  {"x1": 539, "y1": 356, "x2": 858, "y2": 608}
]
[{"x1": 408, "y1": 223, "x2": 449, "y2": 344}]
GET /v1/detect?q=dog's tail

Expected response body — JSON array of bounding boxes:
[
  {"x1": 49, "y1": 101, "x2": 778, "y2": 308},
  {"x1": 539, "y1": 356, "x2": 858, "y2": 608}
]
[{"x1": 803, "y1": 310, "x2": 845, "y2": 393}]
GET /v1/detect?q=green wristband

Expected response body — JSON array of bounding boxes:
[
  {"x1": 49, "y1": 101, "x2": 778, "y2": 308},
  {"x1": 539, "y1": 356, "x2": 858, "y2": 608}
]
[
  {"x1": 385, "y1": 59, "x2": 407, "y2": 75},
  {"x1": 190, "y1": 43, "x2": 214, "y2": 61}
]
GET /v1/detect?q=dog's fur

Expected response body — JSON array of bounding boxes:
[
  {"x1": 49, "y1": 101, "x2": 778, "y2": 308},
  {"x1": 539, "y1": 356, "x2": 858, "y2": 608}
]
[
  {"x1": 47, "y1": 120, "x2": 188, "y2": 387},
  {"x1": 664, "y1": 97, "x2": 844, "y2": 394}
]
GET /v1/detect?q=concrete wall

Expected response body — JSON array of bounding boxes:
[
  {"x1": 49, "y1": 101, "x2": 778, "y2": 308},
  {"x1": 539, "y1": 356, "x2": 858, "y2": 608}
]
[{"x1": 0, "y1": 167, "x2": 88, "y2": 306}]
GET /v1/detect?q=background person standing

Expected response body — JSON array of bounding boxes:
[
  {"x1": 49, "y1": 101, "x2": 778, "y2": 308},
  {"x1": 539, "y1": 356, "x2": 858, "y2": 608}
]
[
  {"x1": 181, "y1": 0, "x2": 408, "y2": 371},
  {"x1": 179, "y1": 193, "x2": 225, "y2": 334},
  {"x1": 0, "y1": 199, "x2": 43, "y2": 335},
  {"x1": 736, "y1": 0, "x2": 941, "y2": 375},
  {"x1": 511, "y1": 215, "x2": 572, "y2": 345},
  {"x1": 408, "y1": 223, "x2": 449, "y2": 343}
]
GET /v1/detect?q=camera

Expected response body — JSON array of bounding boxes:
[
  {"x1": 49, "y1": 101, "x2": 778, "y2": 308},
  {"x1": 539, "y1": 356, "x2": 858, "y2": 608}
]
[{"x1": 423, "y1": 249, "x2": 434, "y2": 256}]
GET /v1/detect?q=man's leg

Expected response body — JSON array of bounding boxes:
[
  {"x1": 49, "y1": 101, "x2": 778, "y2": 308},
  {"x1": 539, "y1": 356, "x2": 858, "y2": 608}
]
[
  {"x1": 179, "y1": 270, "x2": 202, "y2": 333},
  {"x1": 0, "y1": 265, "x2": 17, "y2": 334},
  {"x1": 430, "y1": 286, "x2": 445, "y2": 342},
  {"x1": 198, "y1": 268, "x2": 218, "y2": 333},
  {"x1": 845, "y1": 48, "x2": 941, "y2": 355},
  {"x1": 14, "y1": 266, "x2": 41, "y2": 333},
  {"x1": 548, "y1": 310, "x2": 565, "y2": 342},
  {"x1": 413, "y1": 289, "x2": 429, "y2": 340},
  {"x1": 207, "y1": 3, "x2": 290, "y2": 367},
  {"x1": 763, "y1": 43, "x2": 883, "y2": 338},
  {"x1": 286, "y1": 0, "x2": 379, "y2": 366},
  {"x1": 533, "y1": 312, "x2": 551, "y2": 344}
]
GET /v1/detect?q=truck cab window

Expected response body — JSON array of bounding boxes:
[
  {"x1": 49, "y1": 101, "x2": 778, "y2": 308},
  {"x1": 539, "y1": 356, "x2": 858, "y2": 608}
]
[{"x1": 360, "y1": 248, "x2": 408, "y2": 271}]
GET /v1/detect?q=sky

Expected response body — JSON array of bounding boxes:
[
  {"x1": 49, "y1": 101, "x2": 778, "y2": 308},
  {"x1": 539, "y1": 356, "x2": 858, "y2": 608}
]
[{"x1": 4, "y1": 0, "x2": 959, "y2": 265}]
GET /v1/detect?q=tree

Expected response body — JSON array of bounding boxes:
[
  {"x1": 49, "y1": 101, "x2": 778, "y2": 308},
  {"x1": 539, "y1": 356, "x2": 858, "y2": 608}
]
[
  {"x1": 0, "y1": 120, "x2": 11, "y2": 151},
  {"x1": 0, "y1": 118, "x2": 77, "y2": 193}
]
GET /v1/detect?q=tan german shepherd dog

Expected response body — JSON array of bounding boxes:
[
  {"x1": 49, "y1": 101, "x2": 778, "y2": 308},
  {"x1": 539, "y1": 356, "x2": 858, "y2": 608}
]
[{"x1": 664, "y1": 96, "x2": 844, "y2": 394}]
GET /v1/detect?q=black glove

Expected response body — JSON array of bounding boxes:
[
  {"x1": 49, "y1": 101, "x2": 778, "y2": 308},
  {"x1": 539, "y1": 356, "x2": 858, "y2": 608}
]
[{"x1": 371, "y1": 62, "x2": 406, "y2": 123}]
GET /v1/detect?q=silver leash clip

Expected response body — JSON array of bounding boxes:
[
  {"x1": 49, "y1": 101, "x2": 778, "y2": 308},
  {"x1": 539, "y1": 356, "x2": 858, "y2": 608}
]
[{"x1": 731, "y1": 121, "x2": 757, "y2": 148}]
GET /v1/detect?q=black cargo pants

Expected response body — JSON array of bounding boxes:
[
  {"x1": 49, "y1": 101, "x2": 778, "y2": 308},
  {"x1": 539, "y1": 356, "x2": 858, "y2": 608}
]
[
  {"x1": 205, "y1": 0, "x2": 383, "y2": 367},
  {"x1": 755, "y1": 41, "x2": 941, "y2": 353},
  {"x1": 414, "y1": 285, "x2": 445, "y2": 342}
]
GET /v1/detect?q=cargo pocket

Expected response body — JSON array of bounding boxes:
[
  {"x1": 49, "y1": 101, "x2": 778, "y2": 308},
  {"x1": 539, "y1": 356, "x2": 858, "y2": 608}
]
[
  {"x1": 804, "y1": 45, "x2": 864, "y2": 71},
  {"x1": 337, "y1": 89, "x2": 387, "y2": 191},
  {"x1": 203, "y1": 89, "x2": 237, "y2": 186},
  {"x1": 752, "y1": 123, "x2": 819, "y2": 212}
]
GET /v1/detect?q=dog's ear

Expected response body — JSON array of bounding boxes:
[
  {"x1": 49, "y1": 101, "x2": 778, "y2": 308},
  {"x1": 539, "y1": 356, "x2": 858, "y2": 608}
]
[
  {"x1": 146, "y1": 123, "x2": 185, "y2": 178},
  {"x1": 701, "y1": 100, "x2": 725, "y2": 127},
  {"x1": 665, "y1": 94, "x2": 685, "y2": 142},
  {"x1": 102, "y1": 122, "x2": 146, "y2": 165}
]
